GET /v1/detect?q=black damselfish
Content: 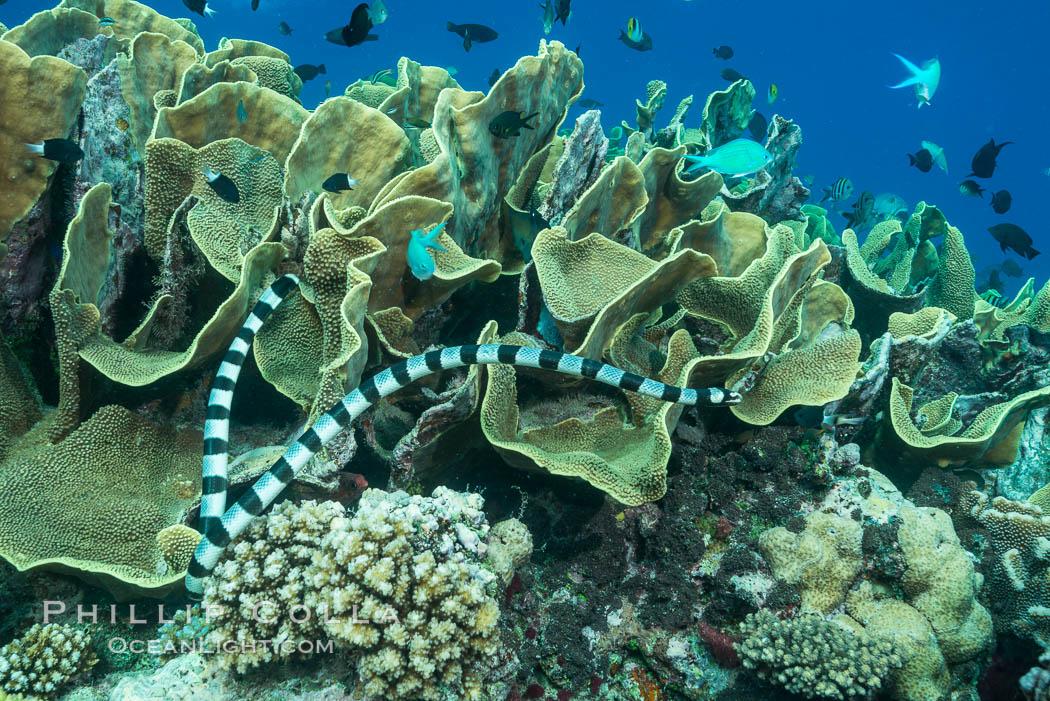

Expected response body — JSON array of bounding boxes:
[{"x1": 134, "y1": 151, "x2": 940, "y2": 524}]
[
  {"x1": 202, "y1": 167, "x2": 240, "y2": 203},
  {"x1": 326, "y1": 4, "x2": 374, "y2": 47},
  {"x1": 25, "y1": 138, "x2": 83, "y2": 163},
  {"x1": 322, "y1": 173, "x2": 360, "y2": 193},
  {"x1": 489, "y1": 111, "x2": 539, "y2": 138}
]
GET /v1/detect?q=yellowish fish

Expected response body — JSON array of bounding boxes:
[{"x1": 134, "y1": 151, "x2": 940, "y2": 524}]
[
  {"x1": 627, "y1": 17, "x2": 642, "y2": 42},
  {"x1": 767, "y1": 83, "x2": 778, "y2": 105}
]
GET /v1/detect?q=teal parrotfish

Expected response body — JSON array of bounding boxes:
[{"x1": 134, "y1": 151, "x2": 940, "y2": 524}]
[
  {"x1": 236, "y1": 99, "x2": 247, "y2": 123},
  {"x1": 921, "y1": 140, "x2": 948, "y2": 173},
  {"x1": 681, "y1": 139, "x2": 773, "y2": 176},
  {"x1": 98, "y1": 16, "x2": 115, "y2": 26},
  {"x1": 408, "y1": 223, "x2": 449, "y2": 281},
  {"x1": 541, "y1": 0, "x2": 555, "y2": 35},
  {"x1": 888, "y1": 54, "x2": 940, "y2": 108}
]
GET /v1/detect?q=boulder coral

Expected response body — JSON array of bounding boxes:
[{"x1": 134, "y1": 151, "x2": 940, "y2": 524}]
[{"x1": 756, "y1": 469, "x2": 992, "y2": 700}]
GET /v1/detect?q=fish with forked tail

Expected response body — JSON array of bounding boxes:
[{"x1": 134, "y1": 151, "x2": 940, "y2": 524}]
[
  {"x1": 888, "y1": 53, "x2": 940, "y2": 108},
  {"x1": 969, "y1": 138, "x2": 1012, "y2": 178},
  {"x1": 489, "y1": 111, "x2": 539, "y2": 138},
  {"x1": 408, "y1": 223, "x2": 449, "y2": 281},
  {"x1": 959, "y1": 180, "x2": 984, "y2": 198},
  {"x1": 681, "y1": 139, "x2": 773, "y2": 176}
]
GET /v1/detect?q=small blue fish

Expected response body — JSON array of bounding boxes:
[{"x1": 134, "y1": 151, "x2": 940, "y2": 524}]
[
  {"x1": 98, "y1": 17, "x2": 115, "y2": 26},
  {"x1": 681, "y1": 139, "x2": 773, "y2": 177},
  {"x1": 237, "y1": 99, "x2": 247, "y2": 123},
  {"x1": 407, "y1": 223, "x2": 448, "y2": 281},
  {"x1": 249, "y1": 152, "x2": 267, "y2": 163}
]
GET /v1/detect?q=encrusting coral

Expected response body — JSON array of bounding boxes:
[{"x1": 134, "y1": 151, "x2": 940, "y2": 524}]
[{"x1": 756, "y1": 469, "x2": 992, "y2": 700}]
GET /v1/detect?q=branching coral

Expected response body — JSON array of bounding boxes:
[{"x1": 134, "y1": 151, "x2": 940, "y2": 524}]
[
  {"x1": 0, "y1": 624, "x2": 97, "y2": 699},
  {"x1": 735, "y1": 610, "x2": 902, "y2": 699},
  {"x1": 203, "y1": 489, "x2": 515, "y2": 700}
]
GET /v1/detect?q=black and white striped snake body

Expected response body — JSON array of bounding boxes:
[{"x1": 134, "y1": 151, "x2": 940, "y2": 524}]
[{"x1": 186, "y1": 274, "x2": 742, "y2": 598}]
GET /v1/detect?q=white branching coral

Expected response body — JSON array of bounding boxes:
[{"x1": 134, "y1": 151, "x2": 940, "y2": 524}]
[
  {"x1": 202, "y1": 499, "x2": 341, "y2": 672},
  {"x1": 304, "y1": 488, "x2": 501, "y2": 700},
  {"x1": 201, "y1": 488, "x2": 514, "y2": 700},
  {"x1": 0, "y1": 623, "x2": 97, "y2": 699}
]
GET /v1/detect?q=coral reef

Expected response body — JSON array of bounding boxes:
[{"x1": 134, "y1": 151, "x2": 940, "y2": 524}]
[
  {"x1": 0, "y1": 623, "x2": 97, "y2": 698},
  {"x1": 0, "y1": 1, "x2": 1049, "y2": 699},
  {"x1": 735, "y1": 609, "x2": 902, "y2": 699},
  {"x1": 202, "y1": 488, "x2": 522, "y2": 699}
]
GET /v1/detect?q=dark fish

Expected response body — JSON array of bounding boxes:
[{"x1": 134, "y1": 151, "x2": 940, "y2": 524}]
[
  {"x1": 713, "y1": 45, "x2": 733, "y2": 60},
  {"x1": 278, "y1": 21, "x2": 292, "y2": 35},
  {"x1": 747, "y1": 111, "x2": 767, "y2": 142},
  {"x1": 577, "y1": 98, "x2": 604, "y2": 109},
  {"x1": 25, "y1": 138, "x2": 83, "y2": 163},
  {"x1": 322, "y1": 173, "x2": 361, "y2": 193},
  {"x1": 969, "y1": 138, "x2": 1012, "y2": 178},
  {"x1": 203, "y1": 167, "x2": 240, "y2": 203},
  {"x1": 720, "y1": 68, "x2": 745, "y2": 82},
  {"x1": 991, "y1": 190, "x2": 1012, "y2": 214},
  {"x1": 617, "y1": 29, "x2": 652, "y2": 51},
  {"x1": 989, "y1": 223, "x2": 1039, "y2": 260},
  {"x1": 447, "y1": 22, "x2": 498, "y2": 53},
  {"x1": 1001, "y1": 258, "x2": 1023, "y2": 278},
  {"x1": 330, "y1": 4, "x2": 374, "y2": 48},
  {"x1": 325, "y1": 26, "x2": 379, "y2": 46},
  {"x1": 574, "y1": 44, "x2": 581, "y2": 58},
  {"x1": 959, "y1": 180, "x2": 985, "y2": 198},
  {"x1": 252, "y1": 0, "x2": 259, "y2": 10},
  {"x1": 555, "y1": 0, "x2": 571, "y2": 24},
  {"x1": 182, "y1": 0, "x2": 215, "y2": 18},
  {"x1": 294, "y1": 64, "x2": 326, "y2": 82},
  {"x1": 489, "y1": 111, "x2": 539, "y2": 138},
  {"x1": 488, "y1": 68, "x2": 501, "y2": 88},
  {"x1": 404, "y1": 116, "x2": 432, "y2": 129},
  {"x1": 908, "y1": 148, "x2": 933, "y2": 173}
]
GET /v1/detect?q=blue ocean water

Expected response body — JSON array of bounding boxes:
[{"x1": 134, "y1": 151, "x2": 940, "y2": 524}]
[{"x1": 4, "y1": 0, "x2": 1047, "y2": 293}]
